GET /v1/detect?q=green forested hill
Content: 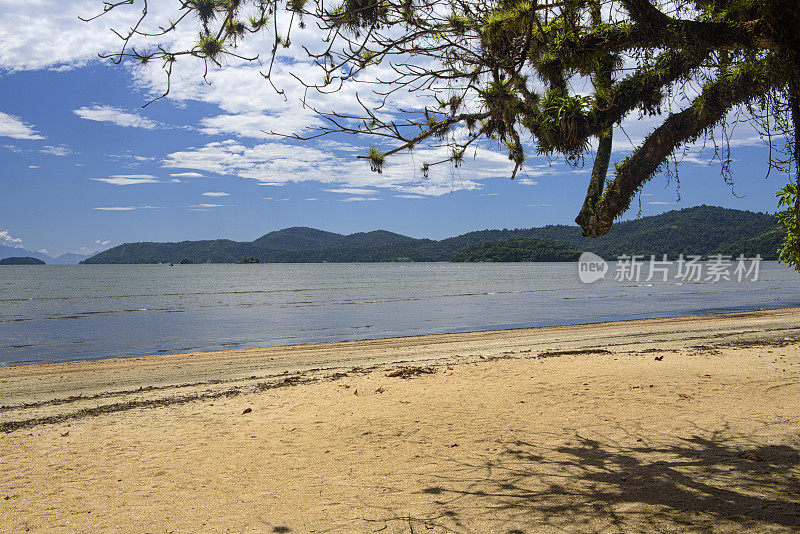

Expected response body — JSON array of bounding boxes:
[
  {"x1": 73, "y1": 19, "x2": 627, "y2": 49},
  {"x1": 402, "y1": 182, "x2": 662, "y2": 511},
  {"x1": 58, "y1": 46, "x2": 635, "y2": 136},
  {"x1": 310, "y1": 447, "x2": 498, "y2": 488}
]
[
  {"x1": 451, "y1": 239, "x2": 583, "y2": 262},
  {"x1": 0, "y1": 256, "x2": 46, "y2": 265},
  {"x1": 252, "y1": 228, "x2": 425, "y2": 250},
  {"x1": 81, "y1": 228, "x2": 436, "y2": 264},
  {"x1": 81, "y1": 206, "x2": 784, "y2": 264},
  {"x1": 711, "y1": 226, "x2": 786, "y2": 260}
]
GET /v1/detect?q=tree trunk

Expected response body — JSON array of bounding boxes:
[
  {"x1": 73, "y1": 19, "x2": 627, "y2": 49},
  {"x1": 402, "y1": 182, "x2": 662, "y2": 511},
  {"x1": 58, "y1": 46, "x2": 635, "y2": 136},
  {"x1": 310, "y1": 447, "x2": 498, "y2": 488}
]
[{"x1": 576, "y1": 130, "x2": 613, "y2": 236}]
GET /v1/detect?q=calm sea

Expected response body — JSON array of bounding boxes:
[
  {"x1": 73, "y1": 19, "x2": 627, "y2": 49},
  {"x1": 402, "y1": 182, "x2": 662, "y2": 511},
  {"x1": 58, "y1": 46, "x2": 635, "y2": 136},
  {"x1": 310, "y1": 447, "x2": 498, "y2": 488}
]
[{"x1": 1, "y1": 262, "x2": 799, "y2": 365}]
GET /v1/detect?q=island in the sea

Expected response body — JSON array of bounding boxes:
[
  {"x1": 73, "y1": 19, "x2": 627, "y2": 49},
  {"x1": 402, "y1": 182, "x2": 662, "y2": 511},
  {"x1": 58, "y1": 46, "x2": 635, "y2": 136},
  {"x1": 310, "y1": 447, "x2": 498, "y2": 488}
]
[{"x1": 0, "y1": 256, "x2": 46, "y2": 265}]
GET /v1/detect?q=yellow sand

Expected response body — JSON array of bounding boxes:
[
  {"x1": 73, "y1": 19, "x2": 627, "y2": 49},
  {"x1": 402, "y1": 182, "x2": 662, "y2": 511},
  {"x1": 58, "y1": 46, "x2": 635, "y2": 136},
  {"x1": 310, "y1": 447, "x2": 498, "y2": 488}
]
[{"x1": 2, "y1": 308, "x2": 799, "y2": 532}]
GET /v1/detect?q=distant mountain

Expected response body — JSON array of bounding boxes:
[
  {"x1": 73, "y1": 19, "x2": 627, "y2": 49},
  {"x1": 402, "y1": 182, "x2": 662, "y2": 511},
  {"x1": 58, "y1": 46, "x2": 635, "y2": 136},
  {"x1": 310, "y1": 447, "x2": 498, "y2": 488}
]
[
  {"x1": 81, "y1": 205, "x2": 786, "y2": 264},
  {"x1": 0, "y1": 256, "x2": 46, "y2": 265},
  {"x1": 252, "y1": 227, "x2": 420, "y2": 250},
  {"x1": 0, "y1": 245, "x2": 89, "y2": 265},
  {"x1": 82, "y1": 227, "x2": 436, "y2": 264},
  {"x1": 0, "y1": 245, "x2": 50, "y2": 263},
  {"x1": 50, "y1": 253, "x2": 91, "y2": 265}
]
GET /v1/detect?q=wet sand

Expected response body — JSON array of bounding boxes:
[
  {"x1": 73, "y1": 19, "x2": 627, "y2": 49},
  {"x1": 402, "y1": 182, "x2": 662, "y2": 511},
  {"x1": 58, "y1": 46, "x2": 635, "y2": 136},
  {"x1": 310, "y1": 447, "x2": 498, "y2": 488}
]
[{"x1": 2, "y1": 308, "x2": 800, "y2": 532}]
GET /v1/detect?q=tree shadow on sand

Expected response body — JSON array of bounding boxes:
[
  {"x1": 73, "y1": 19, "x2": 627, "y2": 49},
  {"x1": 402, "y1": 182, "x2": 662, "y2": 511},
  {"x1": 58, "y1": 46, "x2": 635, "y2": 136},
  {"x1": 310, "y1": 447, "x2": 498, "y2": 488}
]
[{"x1": 374, "y1": 429, "x2": 800, "y2": 532}]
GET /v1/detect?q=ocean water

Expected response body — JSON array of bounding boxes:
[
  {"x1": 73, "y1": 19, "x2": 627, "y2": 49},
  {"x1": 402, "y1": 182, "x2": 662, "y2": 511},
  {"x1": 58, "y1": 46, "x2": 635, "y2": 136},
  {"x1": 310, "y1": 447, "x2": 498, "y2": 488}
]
[{"x1": 1, "y1": 262, "x2": 799, "y2": 365}]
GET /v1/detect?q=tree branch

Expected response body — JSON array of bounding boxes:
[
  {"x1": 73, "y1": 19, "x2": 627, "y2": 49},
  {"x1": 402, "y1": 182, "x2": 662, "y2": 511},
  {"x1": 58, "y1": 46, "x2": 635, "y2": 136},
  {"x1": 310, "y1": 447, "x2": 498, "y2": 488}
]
[{"x1": 577, "y1": 55, "x2": 784, "y2": 237}]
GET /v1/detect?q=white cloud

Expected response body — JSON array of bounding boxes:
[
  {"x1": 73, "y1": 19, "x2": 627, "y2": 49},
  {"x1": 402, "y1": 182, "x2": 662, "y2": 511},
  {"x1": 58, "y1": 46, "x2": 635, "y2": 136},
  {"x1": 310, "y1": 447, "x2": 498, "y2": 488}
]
[
  {"x1": 37, "y1": 248, "x2": 48, "y2": 254},
  {"x1": 393, "y1": 181, "x2": 481, "y2": 197},
  {"x1": 648, "y1": 201, "x2": 673, "y2": 205},
  {"x1": 318, "y1": 140, "x2": 362, "y2": 152},
  {"x1": 92, "y1": 174, "x2": 160, "y2": 185},
  {"x1": 516, "y1": 179, "x2": 539, "y2": 186},
  {"x1": 341, "y1": 197, "x2": 380, "y2": 202},
  {"x1": 396, "y1": 194, "x2": 425, "y2": 199},
  {"x1": 324, "y1": 188, "x2": 377, "y2": 195},
  {"x1": 201, "y1": 191, "x2": 229, "y2": 197},
  {"x1": 28, "y1": 165, "x2": 39, "y2": 169},
  {"x1": 170, "y1": 172, "x2": 204, "y2": 178},
  {"x1": 162, "y1": 139, "x2": 514, "y2": 197},
  {"x1": 74, "y1": 105, "x2": 159, "y2": 129},
  {"x1": 0, "y1": 1, "x2": 173, "y2": 71},
  {"x1": 118, "y1": 25, "x2": 438, "y2": 143},
  {"x1": 95, "y1": 240, "x2": 110, "y2": 246},
  {"x1": 190, "y1": 203, "x2": 223, "y2": 208},
  {"x1": 0, "y1": 112, "x2": 44, "y2": 140},
  {"x1": 199, "y1": 111, "x2": 322, "y2": 139},
  {"x1": 0, "y1": 230, "x2": 23, "y2": 246},
  {"x1": 162, "y1": 140, "x2": 348, "y2": 183},
  {"x1": 109, "y1": 153, "x2": 155, "y2": 162},
  {"x1": 40, "y1": 145, "x2": 72, "y2": 156},
  {"x1": 134, "y1": 59, "x2": 357, "y2": 133},
  {"x1": 93, "y1": 205, "x2": 157, "y2": 211}
]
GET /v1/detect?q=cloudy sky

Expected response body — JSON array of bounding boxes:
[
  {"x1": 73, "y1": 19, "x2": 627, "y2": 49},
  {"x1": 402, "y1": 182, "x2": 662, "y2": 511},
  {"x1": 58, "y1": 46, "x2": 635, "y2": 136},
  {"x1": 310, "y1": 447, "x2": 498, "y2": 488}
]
[{"x1": 0, "y1": 1, "x2": 789, "y2": 257}]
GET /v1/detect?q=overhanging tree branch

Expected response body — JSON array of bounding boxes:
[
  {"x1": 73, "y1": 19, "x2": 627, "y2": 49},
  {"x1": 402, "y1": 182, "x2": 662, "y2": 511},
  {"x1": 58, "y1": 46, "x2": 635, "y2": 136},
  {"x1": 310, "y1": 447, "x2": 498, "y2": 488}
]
[{"x1": 578, "y1": 55, "x2": 786, "y2": 236}]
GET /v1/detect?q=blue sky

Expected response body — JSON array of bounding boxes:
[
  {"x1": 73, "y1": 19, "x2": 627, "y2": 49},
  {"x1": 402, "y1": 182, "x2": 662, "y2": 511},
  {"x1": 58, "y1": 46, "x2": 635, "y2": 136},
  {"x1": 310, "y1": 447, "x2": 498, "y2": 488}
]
[{"x1": 0, "y1": 1, "x2": 791, "y2": 257}]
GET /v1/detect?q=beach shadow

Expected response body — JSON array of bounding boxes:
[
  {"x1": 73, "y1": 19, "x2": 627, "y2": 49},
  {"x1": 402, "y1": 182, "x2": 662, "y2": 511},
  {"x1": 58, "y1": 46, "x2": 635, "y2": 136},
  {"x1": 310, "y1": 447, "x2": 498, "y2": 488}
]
[{"x1": 404, "y1": 431, "x2": 800, "y2": 532}]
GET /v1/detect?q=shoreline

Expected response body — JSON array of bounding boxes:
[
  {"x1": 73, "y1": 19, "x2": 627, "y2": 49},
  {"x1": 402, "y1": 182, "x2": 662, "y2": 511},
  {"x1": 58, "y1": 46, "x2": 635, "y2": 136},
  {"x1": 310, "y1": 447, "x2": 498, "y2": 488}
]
[
  {"x1": 2, "y1": 307, "x2": 799, "y2": 532},
  {"x1": 3, "y1": 307, "x2": 800, "y2": 431},
  {"x1": 6, "y1": 305, "x2": 800, "y2": 370}
]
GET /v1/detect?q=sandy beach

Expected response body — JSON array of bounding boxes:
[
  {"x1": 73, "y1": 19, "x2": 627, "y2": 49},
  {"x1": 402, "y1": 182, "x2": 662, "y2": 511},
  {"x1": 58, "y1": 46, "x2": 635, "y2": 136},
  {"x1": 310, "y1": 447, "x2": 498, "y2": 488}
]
[{"x1": 2, "y1": 308, "x2": 800, "y2": 532}]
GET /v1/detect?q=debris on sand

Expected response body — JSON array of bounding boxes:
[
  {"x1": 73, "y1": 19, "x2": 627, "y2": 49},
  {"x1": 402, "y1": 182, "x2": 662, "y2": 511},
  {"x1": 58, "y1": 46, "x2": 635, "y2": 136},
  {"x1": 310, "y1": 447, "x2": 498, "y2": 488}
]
[
  {"x1": 386, "y1": 366, "x2": 436, "y2": 379},
  {"x1": 538, "y1": 348, "x2": 612, "y2": 358}
]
